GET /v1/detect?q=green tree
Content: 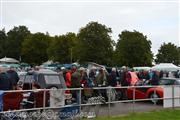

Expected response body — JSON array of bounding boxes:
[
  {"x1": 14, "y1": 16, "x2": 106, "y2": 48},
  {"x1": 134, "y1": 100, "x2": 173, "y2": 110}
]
[
  {"x1": 48, "y1": 33, "x2": 77, "y2": 63},
  {"x1": 115, "y1": 30, "x2": 153, "y2": 67},
  {"x1": 0, "y1": 29, "x2": 7, "y2": 58},
  {"x1": 6, "y1": 26, "x2": 30, "y2": 60},
  {"x1": 155, "y1": 42, "x2": 180, "y2": 65},
  {"x1": 21, "y1": 33, "x2": 51, "y2": 65},
  {"x1": 77, "y1": 21, "x2": 114, "y2": 65}
]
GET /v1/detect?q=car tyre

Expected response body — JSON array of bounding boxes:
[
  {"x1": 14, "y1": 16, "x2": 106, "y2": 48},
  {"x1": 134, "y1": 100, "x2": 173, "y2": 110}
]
[{"x1": 149, "y1": 92, "x2": 160, "y2": 104}]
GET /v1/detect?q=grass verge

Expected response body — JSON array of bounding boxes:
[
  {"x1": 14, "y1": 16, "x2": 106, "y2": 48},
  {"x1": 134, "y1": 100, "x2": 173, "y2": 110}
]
[{"x1": 83, "y1": 109, "x2": 180, "y2": 120}]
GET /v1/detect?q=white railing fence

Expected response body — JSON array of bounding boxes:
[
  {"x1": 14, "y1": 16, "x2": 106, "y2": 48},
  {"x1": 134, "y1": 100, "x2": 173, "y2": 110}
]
[{"x1": 0, "y1": 85, "x2": 179, "y2": 119}]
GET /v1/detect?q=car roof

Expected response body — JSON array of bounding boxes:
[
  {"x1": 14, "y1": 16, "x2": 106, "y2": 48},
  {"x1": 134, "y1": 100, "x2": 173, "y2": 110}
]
[{"x1": 35, "y1": 69, "x2": 58, "y2": 75}]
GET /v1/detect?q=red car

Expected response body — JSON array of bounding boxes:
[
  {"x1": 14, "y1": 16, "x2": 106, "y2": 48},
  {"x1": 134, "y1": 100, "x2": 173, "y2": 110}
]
[
  {"x1": 120, "y1": 72, "x2": 163, "y2": 103},
  {"x1": 127, "y1": 86, "x2": 163, "y2": 103}
]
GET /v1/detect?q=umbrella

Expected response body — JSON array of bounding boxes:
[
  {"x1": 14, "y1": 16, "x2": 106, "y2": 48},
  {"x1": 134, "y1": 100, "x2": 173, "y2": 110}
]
[{"x1": 0, "y1": 57, "x2": 19, "y2": 63}]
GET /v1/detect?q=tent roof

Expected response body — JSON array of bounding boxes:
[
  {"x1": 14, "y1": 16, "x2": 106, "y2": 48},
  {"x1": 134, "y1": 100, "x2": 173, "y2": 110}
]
[
  {"x1": 0, "y1": 57, "x2": 19, "y2": 63},
  {"x1": 152, "y1": 63, "x2": 179, "y2": 71}
]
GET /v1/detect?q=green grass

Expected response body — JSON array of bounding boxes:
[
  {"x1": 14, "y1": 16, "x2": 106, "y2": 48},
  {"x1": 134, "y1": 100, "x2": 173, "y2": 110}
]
[{"x1": 83, "y1": 109, "x2": 180, "y2": 120}]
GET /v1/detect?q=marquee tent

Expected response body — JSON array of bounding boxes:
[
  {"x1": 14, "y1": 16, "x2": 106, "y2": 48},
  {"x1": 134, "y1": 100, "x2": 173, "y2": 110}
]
[{"x1": 152, "y1": 63, "x2": 180, "y2": 71}]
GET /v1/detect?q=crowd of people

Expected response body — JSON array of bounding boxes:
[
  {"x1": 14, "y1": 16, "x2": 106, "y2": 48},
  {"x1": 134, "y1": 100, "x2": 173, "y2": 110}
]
[
  {"x1": 58, "y1": 66, "x2": 180, "y2": 89},
  {"x1": 0, "y1": 64, "x2": 180, "y2": 107},
  {"x1": 1, "y1": 64, "x2": 180, "y2": 91}
]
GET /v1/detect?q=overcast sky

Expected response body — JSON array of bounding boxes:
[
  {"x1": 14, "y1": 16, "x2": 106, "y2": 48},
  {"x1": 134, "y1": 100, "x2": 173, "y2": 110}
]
[{"x1": 0, "y1": 0, "x2": 179, "y2": 54}]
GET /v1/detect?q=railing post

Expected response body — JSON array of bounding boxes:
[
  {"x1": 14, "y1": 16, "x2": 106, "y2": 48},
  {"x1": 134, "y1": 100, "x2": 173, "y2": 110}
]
[
  {"x1": 43, "y1": 89, "x2": 46, "y2": 111},
  {"x1": 172, "y1": 85, "x2": 175, "y2": 109},
  {"x1": 154, "y1": 88, "x2": 157, "y2": 106},
  {"x1": 108, "y1": 87, "x2": 111, "y2": 117},
  {"x1": 132, "y1": 86, "x2": 135, "y2": 113},
  {"x1": 79, "y1": 88, "x2": 82, "y2": 117}
]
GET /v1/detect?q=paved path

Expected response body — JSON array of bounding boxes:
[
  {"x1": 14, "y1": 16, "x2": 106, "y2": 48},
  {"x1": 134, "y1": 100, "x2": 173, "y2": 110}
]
[{"x1": 82, "y1": 102, "x2": 163, "y2": 117}]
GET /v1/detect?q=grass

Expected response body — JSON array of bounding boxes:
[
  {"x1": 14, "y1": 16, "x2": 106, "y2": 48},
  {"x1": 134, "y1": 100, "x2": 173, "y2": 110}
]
[{"x1": 83, "y1": 109, "x2": 180, "y2": 120}]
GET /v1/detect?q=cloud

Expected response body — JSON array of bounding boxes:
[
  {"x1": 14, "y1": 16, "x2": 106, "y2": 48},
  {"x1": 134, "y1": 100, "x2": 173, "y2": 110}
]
[{"x1": 2, "y1": 0, "x2": 179, "y2": 54}]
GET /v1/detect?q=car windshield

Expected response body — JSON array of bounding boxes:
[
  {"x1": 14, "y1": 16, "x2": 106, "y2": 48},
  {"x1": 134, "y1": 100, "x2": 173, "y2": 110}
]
[{"x1": 44, "y1": 75, "x2": 61, "y2": 84}]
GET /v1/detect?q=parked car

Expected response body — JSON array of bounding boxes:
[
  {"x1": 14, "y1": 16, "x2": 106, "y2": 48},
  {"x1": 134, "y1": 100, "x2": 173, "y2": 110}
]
[
  {"x1": 18, "y1": 69, "x2": 66, "y2": 90},
  {"x1": 159, "y1": 77, "x2": 180, "y2": 85},
  {"x1": 18, "y1": 69, "x2": 72, "y2": 107},
  {"x1": 117, "y1": 72, "x2": 163, "y2": 103},
  {"x1": 126, "y1": 85, "x2": 163, "y2": 104},
  {"x1": 125, "y1": 78, "x2": 180, "y2": 104}
]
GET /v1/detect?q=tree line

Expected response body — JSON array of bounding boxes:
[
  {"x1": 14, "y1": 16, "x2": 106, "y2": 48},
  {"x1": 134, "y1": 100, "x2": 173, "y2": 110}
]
[{"x1": 0, "y1": 21, "x2": 179, "y2": 66}]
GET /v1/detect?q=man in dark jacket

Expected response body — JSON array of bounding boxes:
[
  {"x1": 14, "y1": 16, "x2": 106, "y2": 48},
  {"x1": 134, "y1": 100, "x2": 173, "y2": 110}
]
[
  {"x1": 6, "y1": 66, "x2": 19, "y2": 90},
  {"x1": 150, "y1": 71, "x2": 159, "y2": 85},
  {"x1": 0, "y1": 67, "x2": 13, "y2": 90},
  {"x1": 108, "y1": 67, "x2": 118, "y2": 87},
  {"x1": 71, "y1": 66, "x2": 81, "y2": 104}
]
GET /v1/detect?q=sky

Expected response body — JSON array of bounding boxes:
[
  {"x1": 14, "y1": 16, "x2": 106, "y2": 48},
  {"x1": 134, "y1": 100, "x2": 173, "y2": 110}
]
[{"x1": 0, "y1": 0, "x2": 179, "y2": 55}]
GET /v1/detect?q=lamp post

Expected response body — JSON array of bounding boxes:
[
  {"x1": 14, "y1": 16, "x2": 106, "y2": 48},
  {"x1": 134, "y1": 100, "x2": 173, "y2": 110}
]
[{"x1": 70, "y1": 48, "x2": 72, "y2": 63}]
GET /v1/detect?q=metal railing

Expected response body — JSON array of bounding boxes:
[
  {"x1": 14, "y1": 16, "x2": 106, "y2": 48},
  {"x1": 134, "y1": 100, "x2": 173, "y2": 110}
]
[{"x1": 0, "y1": 85, "x2": 179, "y2": 119}]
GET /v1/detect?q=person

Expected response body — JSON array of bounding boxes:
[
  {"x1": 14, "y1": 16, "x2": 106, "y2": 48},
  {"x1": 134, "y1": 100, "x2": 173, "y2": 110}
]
[
  {"x1": 25, "y1": 83, "x2": 40, "y2": 108},
  {"x1": 149, "y1": 69, "x2": 153, "y2": 78},
  {"x1": 95, "y1": 68, "x2": 108, "y2": 87},
  {"x1": 174, "y1": 70, "x2": 179, "y2": 78},
  {"x1": 71, "y1": 66, "x2": 81, "y2": 104},
  {"x1": 79, "y1": 67, "x2": 88, "y2": 88},
  {"x1": 79, "y1": 67, "x2": 89, "y2": 102},
  {"x1": 71, "y1": 68, "x2": 81, "y2": 87},
  {"x1": 95, "y1": 68, "x2": 108, "y2": 101},
  {"x1": 0, "y1": 67, "x2": 13, "y2": 90},
  {"x1": 150, "y1": 71, "x2": 159, "y2": 85},
  {"x1": 120, "y1": 66, "x2": 129, "y2": 86},
  {"x1": 88, "y1": 67, "x2": 96, "y2": 87},
  {"x1": 159, "y1": 70, "x2": 164, "y2": 79},
  {"x1": 108, "y1": 67, "x2": 119, "y2": 87},
  {"x1": 119, "y1": 66, "x2": 128, "y2": 100},
  {"x1": 6, "y1": 66, "x2": 19, "y2": 90},
  {"x1": 65, "y1": 69, "x2": 72, "y2": 89}
]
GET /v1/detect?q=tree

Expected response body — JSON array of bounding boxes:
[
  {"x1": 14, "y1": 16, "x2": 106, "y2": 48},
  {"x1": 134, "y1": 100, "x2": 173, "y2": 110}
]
[
  {"x1": 21, "y1": 33, "x2": 51, "y2": 65},
  {"x1": 77, "y1": 21, "x2": 114, "y2": 65},
  {"x1": 115, "y1": 30, "x2": 153, "y2": 67},
  {"x1": 0, "y1": 29, "x2": 7, "y2": 58},
  {"x1": 6, "y1": 26, "x2": 30, "y2": 60},
  {"x1": 155, "y1": 42, "x2": 180, "y2": 65},
  {"x1": 47, "y1": 33, "x2": 77, "y2": 63}
]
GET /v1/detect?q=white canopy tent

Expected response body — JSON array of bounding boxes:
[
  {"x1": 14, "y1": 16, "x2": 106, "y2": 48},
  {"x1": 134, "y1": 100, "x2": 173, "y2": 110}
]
[
  {"x1": 152, "y1": 63, "x2": 180, "y2": 71},
  {"x1": 0, "y1": 57, "x2": 19, "y2": 63}
]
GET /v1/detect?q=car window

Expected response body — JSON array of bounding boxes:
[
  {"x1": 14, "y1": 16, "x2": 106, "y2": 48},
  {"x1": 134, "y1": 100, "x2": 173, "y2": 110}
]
[
  {"x1": 44, "y1": 75, "x2": 61, "y2": 84},
  {"x1": 20, "y1": 75, "x2": 34, "y2": 83}
]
